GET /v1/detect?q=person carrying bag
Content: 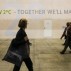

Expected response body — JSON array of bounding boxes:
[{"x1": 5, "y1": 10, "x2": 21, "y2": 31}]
[
  {"x1": 2, "y1": 38, "x2": 23, "y2": 66},
  {"x1": 2, "y1": 19, "x2": 33, "y2": 71}
]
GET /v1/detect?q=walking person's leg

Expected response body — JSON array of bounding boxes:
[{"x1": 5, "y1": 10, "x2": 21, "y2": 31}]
[
  {"x1": 60, "y1": 39, "x2": 69, "y2": 54},
  {"x1": 13, "y1": 64, "x2": 22, "y2": 71},
  {"x1": 64, "y1": 38, "x2": 71, "y2": 50},
  {"x1": 23, "y1": 57, "x2": 33, "y2": 71},
  {"x1": 68, "y1": 41, "x2": 71, "y2": 53},
  {"x1": 60, "y1": 45, "x2": 68, "y2": 54}
]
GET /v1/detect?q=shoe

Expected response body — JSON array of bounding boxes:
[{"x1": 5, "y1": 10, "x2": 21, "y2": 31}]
[{"x1": 60, "y1": 52, "x2": 64, "y2": 54}]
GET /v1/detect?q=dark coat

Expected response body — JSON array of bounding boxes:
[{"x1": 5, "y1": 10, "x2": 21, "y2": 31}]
[
  {"x1": 11, "y1": 28, "x2": 30, "y2": 58},
  {"x1": 61, "y1": 27, "x2": 67, "y2": 39}
]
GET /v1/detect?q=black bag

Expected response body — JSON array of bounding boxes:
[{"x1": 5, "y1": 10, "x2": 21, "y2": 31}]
[
  {"x1": 2, "y1": 39, "x2": 23, "y2": 66},
  {"x1": 2, "y1": 50, "x2": 23, "y2": 66}
]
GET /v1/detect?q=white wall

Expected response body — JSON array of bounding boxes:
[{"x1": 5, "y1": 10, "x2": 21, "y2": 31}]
[
  {"x1": 0, "y1": 19, "x2": 69, "y2": 39},
  {"x1": 0, "y1": 0, "x2": 71, "y2": 39}
]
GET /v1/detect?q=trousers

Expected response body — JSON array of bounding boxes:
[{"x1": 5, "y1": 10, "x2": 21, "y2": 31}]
[
  {"x1": 61, "y1": 38, "x2": 71, "y2": 53},
  {"x1": 13, "y1": 57, "x2": 33, "y2": 71}
]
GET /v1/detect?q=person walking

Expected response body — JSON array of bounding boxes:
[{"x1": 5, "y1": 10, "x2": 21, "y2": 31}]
[
  {"x1": 12, "y1": 19, "x2": 33, "y2": 71},
  {"x1": 60, "y1": 22, "x2": 71, "y2": 54},
  {"x1": 60, "y1": 22, "x2": 70, "y2": 45}
]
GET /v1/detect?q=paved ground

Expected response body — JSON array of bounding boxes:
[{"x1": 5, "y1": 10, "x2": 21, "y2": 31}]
[{"x1": 0, "y1": 39, "x2": 71, "y2": 71}]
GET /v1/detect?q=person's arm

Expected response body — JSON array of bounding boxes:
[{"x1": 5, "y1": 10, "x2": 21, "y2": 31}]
[
  {"x1": 24, "y1": 36, "x2": 32, "y2": 46},
  {"x1": 60, "y1": 28, "x2": 66, "y2": 39}
]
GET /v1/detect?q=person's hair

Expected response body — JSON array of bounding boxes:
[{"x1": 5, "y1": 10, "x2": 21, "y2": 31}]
[
  {"x1": 66, "y1": 22, "x2": 70, "y2": 27},
  {"x1": 18, "y1": 19, "x2": 27, "y2": 28}
]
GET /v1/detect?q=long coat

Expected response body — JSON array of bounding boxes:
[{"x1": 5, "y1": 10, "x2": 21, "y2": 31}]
[{"x1": 11, "y1": 28, "x2": 30, "y2": 59}]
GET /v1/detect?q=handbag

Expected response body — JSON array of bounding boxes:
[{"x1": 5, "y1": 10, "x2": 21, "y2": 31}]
[
  {"x1": 2, "y1": 50, "x2": 23, "y2": 66},
  {"x1": 2, "y1": 39, "x2": 23, "y2": 66}
]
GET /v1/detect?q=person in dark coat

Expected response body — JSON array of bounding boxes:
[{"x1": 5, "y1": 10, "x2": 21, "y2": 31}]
[
  {"x1": 13, "y1": 19, "x2": 33, "y2": 71},
  {"x1": 60, "y1": 22, "x2": 70, "y2": 45},
  {"x1": 60, "y1": 22, "x2": 71, "y2": 54}
]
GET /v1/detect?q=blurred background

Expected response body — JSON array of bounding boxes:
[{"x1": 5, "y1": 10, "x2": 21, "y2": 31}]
[{"x1": 0, "y1": 0, "x2": 71, "y2": 39}]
